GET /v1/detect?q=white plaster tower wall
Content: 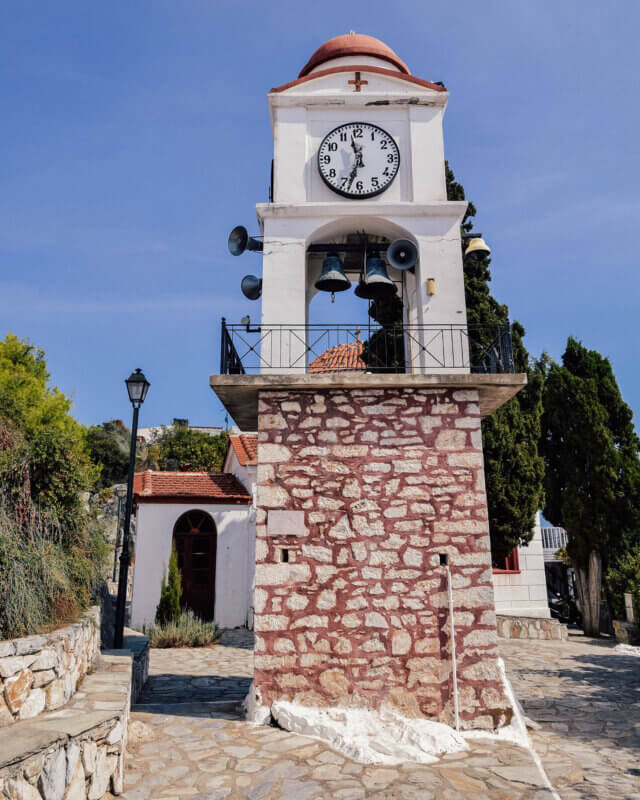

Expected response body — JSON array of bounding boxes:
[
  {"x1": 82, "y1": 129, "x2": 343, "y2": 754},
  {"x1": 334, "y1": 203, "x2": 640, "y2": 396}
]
[{"x1": 256, "y1": 51, "x2": 471, "y2": 373}]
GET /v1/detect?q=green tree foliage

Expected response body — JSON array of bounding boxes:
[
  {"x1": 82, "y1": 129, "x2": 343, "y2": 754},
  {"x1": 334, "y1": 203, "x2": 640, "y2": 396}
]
[
  {"x1": 148, "y1": 423, "x2": 229, "y2": 472},
  {"x1": 606, "y1": 539, "x2": 640, "y2": 621},
  {"x1": 0, "y1": 334, "x2": 99, "y2": 539},
  {"x1": 539, "y1": 338, "x2": 640, "y2": 636},
  {"x1": 362, "y1": 293, "x2": 405, "y2": 373},
  {"x1": 445, "y1": 164, "x2": 545, "y2": 563},
  {"x1": 155, "y1": 546, "x2": 182, "y2": 625},
  {"x1": 86, "y1": 420, "x2": 130, "y2": 488},
  {"x1": 0, "y1": 334, "x2": 108, "y2": 636}
]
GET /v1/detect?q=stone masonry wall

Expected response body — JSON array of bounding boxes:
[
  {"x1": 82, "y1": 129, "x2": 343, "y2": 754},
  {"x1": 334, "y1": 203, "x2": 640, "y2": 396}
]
[
  {"x1": 496, "y1": 615, "x2": 568, "y2": 641},
  {"x1": 0, "y1": 651, "x2": 131, "y2": 800},
  {"x1": 254, "y1": 387, "x2": 512, "y2": 730},
  {"x1": 0, "y1": 608, "x2": 100, "y2": 726}
]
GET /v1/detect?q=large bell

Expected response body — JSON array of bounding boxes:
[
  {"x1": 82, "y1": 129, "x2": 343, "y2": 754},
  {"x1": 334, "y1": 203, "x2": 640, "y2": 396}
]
[
  {"x1": 354, "y1": 256, "x2": 397, "y2": 300},
  {"x1": 464, "y1": 237, "x2": 491, "y2": 261},
  {"x1": 314, "y1": 255, "x2": 351, "y2": 294}
]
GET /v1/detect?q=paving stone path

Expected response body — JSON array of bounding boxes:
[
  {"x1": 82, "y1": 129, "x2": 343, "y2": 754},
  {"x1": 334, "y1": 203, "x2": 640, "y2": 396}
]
[
  {"x1": 122, "y1": 630, "x2": 639, "y2": 799},
  {"x1": 501, "y1": 633, "x2": 640, "y2": 800}
]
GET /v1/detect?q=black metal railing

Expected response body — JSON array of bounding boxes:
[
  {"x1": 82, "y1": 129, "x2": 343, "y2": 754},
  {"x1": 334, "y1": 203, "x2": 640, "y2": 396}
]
[{"x1": 220, "y1": 319, "x2": 514, "y2": 375}]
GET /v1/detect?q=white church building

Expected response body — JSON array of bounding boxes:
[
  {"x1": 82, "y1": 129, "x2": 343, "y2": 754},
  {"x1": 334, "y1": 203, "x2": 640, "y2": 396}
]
[{"x1": 129, "y1": 434, "x2": 257, "y2": 631}]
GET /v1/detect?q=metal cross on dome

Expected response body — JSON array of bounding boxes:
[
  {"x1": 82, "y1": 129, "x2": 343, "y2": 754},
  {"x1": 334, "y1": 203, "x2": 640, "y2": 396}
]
[{"x1": 348, "y1": 71, "x2": 368, "y2": 92}]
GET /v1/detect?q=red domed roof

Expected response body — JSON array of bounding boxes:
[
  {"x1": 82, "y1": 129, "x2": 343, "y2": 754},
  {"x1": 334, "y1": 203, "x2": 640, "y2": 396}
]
[{"x1": 299, "y1": 33, "x2": 410, "y2": 78}]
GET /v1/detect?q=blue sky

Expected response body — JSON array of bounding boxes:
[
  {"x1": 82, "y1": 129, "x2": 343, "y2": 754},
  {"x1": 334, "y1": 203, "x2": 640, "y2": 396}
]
[{"x1": 2, "y1": 1, "x2": 639, "y2": 430}]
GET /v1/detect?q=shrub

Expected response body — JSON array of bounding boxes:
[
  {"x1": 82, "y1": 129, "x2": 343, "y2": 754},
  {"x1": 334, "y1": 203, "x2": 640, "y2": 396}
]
[
  {"x1": 155, "y1": 546, "x2": 182, "y2": 626},
  {"x1": 606, "y1": 544, "x2": 640, "y2": 621},
  {"x1": 0, "y1": 487, "x2": 108, "y2": 639},
  {"x1": 147, "y1": 609, "x2": 219, "y2": 648}
]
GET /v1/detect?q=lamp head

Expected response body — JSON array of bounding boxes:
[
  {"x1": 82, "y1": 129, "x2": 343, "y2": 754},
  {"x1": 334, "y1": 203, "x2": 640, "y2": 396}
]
[{"x1": 125, "y1": 368, "x2": 150, "y2": 407}]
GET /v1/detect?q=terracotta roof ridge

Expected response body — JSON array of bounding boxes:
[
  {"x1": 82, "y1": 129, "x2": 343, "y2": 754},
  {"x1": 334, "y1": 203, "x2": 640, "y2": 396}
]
[{"x1": 271, "y1": 65, "x2": 447, "y2": 95}]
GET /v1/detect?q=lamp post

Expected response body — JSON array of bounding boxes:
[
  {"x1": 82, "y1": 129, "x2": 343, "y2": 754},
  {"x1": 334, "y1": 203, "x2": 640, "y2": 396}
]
[
  {"x1": 112, "y1": 485, "x2": 128, "y2": 582},
  {"x1": 114, "y1": 368, "x2": 150, "y2": 649}
]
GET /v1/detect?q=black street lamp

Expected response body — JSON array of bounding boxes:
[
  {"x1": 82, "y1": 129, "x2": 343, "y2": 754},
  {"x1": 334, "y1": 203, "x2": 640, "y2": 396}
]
[{"x1": 114, "y1": 368, "x2": 150, "y2": 649}]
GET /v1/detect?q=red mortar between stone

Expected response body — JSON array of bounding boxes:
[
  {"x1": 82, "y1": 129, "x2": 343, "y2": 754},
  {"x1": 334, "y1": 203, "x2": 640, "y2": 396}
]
[{"x1": 253, "y1": 387, "x2": 512, "y2": 730}]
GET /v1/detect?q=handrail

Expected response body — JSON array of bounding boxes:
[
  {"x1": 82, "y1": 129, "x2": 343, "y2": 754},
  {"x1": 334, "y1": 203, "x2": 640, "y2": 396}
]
[{"x1": 219, "y1": 321, "x2": 515, "y2": 375}]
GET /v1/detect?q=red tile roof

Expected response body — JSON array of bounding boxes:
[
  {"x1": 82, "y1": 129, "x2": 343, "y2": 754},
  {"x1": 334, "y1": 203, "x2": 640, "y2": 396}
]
[
  {"x1": 133, "y1": 471, "x2": 251, "y2": 504},
  {"x1": 309, "y1": 341, "x2": 367, "y2": 373},
  {"x1": 229, "y1": 434, "x2": 258, "y2": 467},
  {"x1": 299, "y1": 33, "x2": 410, "y2": 77}
]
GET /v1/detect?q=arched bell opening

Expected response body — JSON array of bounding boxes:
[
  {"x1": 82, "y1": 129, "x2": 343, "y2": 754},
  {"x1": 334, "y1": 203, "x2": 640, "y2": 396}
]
[
  {"x1": 172, "y1": 510, "x2": 217, "y2": 621},
  {"x1": 305, "y1": 219, "x2": 418, "y2": 374}
]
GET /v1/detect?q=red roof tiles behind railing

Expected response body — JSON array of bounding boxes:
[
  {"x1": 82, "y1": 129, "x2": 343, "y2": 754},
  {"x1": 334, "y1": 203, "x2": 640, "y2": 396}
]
[
  {"x1": 308, "y1": 342, "x2": 367, "y2": 373},
  {"x1": 133, "y1": 471, "x2": 251, "y2": 504}
]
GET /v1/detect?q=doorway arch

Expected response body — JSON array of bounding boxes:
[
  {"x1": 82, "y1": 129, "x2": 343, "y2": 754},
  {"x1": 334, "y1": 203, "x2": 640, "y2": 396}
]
[{"x1": 172, "y1": 510, "x2": 217, "y2": 621}]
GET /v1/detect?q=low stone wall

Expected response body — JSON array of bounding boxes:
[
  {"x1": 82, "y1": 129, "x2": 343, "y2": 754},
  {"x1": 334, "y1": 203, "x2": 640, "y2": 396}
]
[
  {"x1": 0, "y1": 608, "x2": 100, "y2": 725},
  {"x1": 0, "y1": 651, "x2": 131, "y2": 799},
  {"x1": 496, "y1": 615, "x2": 568, "y2": 641},
  {"x1": 121, "y1": 629, "x2": 149, "y2": 704},
  {"x1": 613, "y1": 620, "x2": 640, "y2": 645}
]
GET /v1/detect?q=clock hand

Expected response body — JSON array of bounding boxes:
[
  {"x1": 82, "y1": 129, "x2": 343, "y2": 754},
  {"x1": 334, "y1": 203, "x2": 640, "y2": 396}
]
[{"x1": 346, "y1": 137, "x2": 364, "y2": 189}]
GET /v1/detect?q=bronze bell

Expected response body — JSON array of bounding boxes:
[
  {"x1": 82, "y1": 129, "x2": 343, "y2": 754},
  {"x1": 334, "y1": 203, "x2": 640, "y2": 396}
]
[
  {"x1": 314, "y1": 255, "x2": 351, "y2": 293},
  {"x1": 354, "y1": 256, "x2": 397, "y2": 300}
]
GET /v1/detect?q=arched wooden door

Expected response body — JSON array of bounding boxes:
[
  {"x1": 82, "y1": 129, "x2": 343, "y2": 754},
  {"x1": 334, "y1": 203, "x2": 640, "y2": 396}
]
[{"x1": 172, "y1": 510, "x2": 217, "y2": 621}]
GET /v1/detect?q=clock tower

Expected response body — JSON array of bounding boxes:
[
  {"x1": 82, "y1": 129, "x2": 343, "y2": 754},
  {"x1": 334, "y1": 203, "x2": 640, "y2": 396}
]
[{"x1": 212, "y1": 34, "x2": 526, "y2": 736}]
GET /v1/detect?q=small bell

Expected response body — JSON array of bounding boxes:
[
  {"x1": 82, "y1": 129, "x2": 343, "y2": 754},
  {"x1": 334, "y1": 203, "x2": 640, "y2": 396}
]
[{"x1": 464, "y1": 237, "x2": 491, "y2": 261}]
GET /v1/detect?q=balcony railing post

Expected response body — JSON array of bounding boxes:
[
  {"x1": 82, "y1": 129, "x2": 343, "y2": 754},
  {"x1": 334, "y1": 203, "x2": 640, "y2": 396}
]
[{"x1": 220, "y1": 317, "x2": 227, "y2": 375}]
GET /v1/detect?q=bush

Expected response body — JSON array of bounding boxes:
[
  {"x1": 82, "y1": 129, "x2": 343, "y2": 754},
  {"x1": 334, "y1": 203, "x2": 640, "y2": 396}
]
[
  {"x1": 147, "y1": 609, "x2": 219, "y2": 648},
  {"x1": 0, "y1": 334, "x2": 109, "y2": 638},
  {"x1": 0, "y1": 486, "x2": 109, "y2": 639},
  {"x1": 606, "y1": 544, "x2": 640, "y2": 621},
  {"x1": 155, "y1": 546, "x2": 182, "y2": 626}
]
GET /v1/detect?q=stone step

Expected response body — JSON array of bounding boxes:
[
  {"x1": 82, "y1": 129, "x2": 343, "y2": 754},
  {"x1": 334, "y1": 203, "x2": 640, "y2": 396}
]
[{"x1": 132, "y1": 699, "x2": 242, "y2": 715}]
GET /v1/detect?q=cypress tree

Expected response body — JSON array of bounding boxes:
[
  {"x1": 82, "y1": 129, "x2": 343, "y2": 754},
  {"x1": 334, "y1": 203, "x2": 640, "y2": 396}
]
[
  {"x1": 540, "y1": 338, "x2": 640, "y2": 636},
  {"x1": 446, "y1": 163, "x2": 545, "y2": 563},
  {"x1": 155, "y1": 545, "x2": 182, "y2": 625}
]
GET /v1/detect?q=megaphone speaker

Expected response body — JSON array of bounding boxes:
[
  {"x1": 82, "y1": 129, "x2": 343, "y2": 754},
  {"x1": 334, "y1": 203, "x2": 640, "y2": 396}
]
[
  {"x1": 387, "y1": 239, "x2": 418, "y2": 271},
  {"x1": 228, "y1": 226, "x2": 263, "y2": 256},
  {"x1": 241, "y1": 275, "x2": 262, "y2": 301}
]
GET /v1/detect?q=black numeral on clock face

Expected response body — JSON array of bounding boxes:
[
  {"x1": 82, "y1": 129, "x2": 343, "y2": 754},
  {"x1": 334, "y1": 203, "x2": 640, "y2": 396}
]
[{"x1": 327, "y1": 142, "x2": 337, "y2": 151}]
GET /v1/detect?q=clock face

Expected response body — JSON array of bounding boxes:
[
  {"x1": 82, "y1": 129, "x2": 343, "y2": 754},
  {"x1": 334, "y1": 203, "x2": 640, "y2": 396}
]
[{"x1": 317, "y1": 122, "x2": 400, "y2": 199}]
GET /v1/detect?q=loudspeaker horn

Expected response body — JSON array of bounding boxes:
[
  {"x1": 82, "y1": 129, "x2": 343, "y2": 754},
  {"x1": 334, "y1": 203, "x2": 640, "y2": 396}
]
[
  {"x1": 241, "y1": 275, "x2": 262, "y2": 301},
  {"x1": 228, "y1": 226, "x2": 263, "y2": 256},
  {"x1": 387, "y1": 239, "x2": 418, "y2": 271}
]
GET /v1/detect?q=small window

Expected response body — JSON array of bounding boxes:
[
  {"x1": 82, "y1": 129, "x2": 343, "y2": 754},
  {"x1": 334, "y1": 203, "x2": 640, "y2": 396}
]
[
  {"x1": 281, "y1": 548, "x2": 289, "y2": 563},
  {"x1": 492, "y1": 548, "x2": 520, "y2": 574}
]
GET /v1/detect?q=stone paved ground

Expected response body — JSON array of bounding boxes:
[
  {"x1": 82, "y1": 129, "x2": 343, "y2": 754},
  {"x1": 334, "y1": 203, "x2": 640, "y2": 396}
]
[
  {"x1": 122, "y1": 630, "x2": 640, "y2": 800},
  {"x1": 501, "y1": 633, "x2": 640, "y2": 800}
]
